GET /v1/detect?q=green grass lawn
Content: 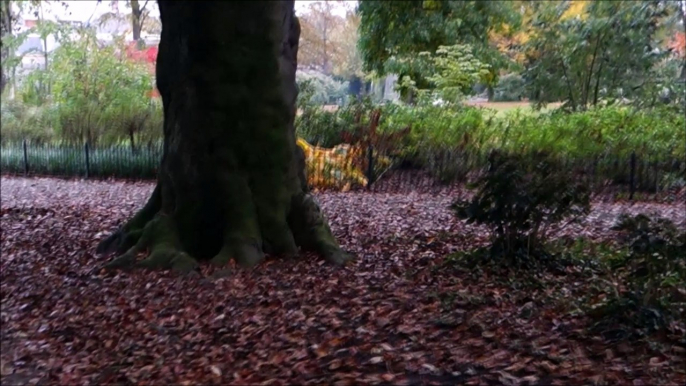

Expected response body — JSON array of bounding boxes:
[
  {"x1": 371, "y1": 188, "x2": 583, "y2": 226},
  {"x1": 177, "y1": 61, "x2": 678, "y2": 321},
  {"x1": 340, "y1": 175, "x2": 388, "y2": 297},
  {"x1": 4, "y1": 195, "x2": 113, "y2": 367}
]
[{"x1": 464, "y1": 101, "x2": 563, "y2": 117}]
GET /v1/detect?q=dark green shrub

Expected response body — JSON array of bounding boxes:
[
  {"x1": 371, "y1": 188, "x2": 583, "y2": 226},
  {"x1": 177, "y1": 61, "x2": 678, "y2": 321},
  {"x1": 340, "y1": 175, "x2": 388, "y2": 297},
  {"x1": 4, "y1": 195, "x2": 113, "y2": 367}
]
[
  {"x1": 493, "y1": 73, "x2": 526, "y2": 102},
  {"x1": 295, "y1": 98, "x2": 376, "y2": 148},
  {"x1": 0, "y1": 100, "x2": 59, "y2": 145},
  {"x1": 585, "y1": 214, "x2": 686, "y2": 339},
  {"x1": 296, "y1": 70, "x2": 349, "y2": 106},
  {"x1": 451, "y1": 151, "x2": 591, "y2": 267}
]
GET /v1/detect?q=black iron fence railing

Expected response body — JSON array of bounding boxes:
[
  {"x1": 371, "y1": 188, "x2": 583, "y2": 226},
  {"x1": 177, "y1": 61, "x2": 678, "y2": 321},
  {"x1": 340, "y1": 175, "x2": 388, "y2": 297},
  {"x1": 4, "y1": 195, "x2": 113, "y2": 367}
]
[{"x1": 1, "y1": 141, "x2": 684, "y2": 201}]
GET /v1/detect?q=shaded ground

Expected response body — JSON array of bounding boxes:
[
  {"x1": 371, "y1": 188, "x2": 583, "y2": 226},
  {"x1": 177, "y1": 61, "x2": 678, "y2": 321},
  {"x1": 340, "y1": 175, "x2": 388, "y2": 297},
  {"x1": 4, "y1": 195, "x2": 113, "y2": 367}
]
[{"x1": 1, "y1": 177, "x2": 685, "y2": 385}]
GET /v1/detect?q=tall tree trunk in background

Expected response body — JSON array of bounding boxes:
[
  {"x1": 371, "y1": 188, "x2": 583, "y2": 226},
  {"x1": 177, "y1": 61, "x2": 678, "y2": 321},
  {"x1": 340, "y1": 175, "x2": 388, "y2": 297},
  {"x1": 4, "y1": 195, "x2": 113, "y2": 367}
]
[
  {"x1": 680, "y1": 0, "x2": 686, "y2": 79},
  {"x1": 98, "y1": 1, "x2": 350, "y2": 272},
  {"x1": 0, "y1": 0, "x2": 13, "y2": 94},
  {"x1": 130, "y1": 0, "x2": 145, "y2": 45}
]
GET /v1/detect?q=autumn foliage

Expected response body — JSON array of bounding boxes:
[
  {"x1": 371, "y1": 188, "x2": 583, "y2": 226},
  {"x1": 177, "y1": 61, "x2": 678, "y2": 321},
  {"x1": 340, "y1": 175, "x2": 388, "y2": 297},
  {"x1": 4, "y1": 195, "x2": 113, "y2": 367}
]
[
  {"x1": 124, "y1": 41, "x2": 160, "y2": 98},
  {"x1": 669, "y1": 32, "x2": 685, "y2": 58}
]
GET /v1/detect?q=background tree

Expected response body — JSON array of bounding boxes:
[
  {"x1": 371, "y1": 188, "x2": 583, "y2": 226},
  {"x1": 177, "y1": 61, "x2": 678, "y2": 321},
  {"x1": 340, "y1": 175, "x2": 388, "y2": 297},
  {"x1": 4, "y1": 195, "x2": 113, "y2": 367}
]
[
  {"x1": 0, "y1": 0, "x2": 14, "y2": 93},
  {"x1": 1, "y1": 1, "x2": 72, "y2": 96},
  {"x1": 426, "y1": 44, "x2": 491, "y2": 104},
  {"x1": 298, "y1": 1, "x2": 339, "y2": 75},
  {"x1": 96, "y1": 0, "x2": 161, "y2": 43},
  {"x1": 295, "y1": 70, "x2": 349, "y2": 105},
  {"x1": 331, "y1": 8, "x2": 363, "y2": 79},
  {"x1": 0, "y1": 0, "x2": 40, "y2": 94},
  {"x1": 523, "y1": 0, "x2": 676, "y2": 111},
  {"x1": 98, "y1": 1, "x2": 350, "y2": 272},
  {"x1": 358, "y1": 0, "x2": 519, "y2": 102},
  {"x1": 673, "y1": 1, "x2": 686, "y2": 79},
  {"x1": 297, "y1": 0, "x2": 362, "y2": 78}
]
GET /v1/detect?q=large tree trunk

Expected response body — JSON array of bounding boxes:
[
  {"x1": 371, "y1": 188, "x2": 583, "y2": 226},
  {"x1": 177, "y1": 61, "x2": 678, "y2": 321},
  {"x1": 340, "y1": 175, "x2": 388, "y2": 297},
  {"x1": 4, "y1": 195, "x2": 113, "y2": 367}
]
[{"x1": 97, "y1": 1, "x2": 350, "y2": 272}]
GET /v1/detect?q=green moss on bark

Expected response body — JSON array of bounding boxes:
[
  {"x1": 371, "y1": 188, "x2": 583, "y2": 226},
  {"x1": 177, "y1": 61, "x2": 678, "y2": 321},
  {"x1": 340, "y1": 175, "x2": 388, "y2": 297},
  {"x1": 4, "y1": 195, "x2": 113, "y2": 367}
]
[{"x1": 96, "y1": 185, "x2": 161, "y2": 255}]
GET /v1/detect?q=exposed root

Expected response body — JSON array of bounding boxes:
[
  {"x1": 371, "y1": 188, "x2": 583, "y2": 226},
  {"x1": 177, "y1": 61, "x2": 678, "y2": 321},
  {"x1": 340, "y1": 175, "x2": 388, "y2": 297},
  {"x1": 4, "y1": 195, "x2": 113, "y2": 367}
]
[
  {"x1": 211, "y1": 240, "x2": 264, "y2": 268},
  {"x1": 289, "y1": 193, "x2": 353, "y2": 266},
  {"x1": 103, "y1": 214, "x2": 199, "y2": 274},
  {"x1": 100, "y1": 185, "x2": 351, "y2": 273},
  {"x1": 96, "y1": 185, "x2": 161, "y2": 255},
  {"x1": 213, "y1": 172, "x2": 268, "y2": 267},
  {"x1": 103, "y1": 252, "x2": 136, "y2": 270}
]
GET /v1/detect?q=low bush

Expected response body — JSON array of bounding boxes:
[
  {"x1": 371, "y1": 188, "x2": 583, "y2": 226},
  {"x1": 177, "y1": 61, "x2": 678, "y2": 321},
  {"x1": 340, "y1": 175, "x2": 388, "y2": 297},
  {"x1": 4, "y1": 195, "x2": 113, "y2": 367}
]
[
  {"x1": 0, "y1": 99, "x2": 163, "y2": 148},
  {"x1": 492, "y1": 105, "x2": 685, "y2": 159},
  {"x1": 451, "y1": 151, "x2": 591, "y2": 268},
  {"x1": 587, "y1": 214, "x2": 686, "y2": 338},
  {"x1": 296, "y1": 70, "x2": 350, "y2": 106},
  {"x1": 493, "y1": 73, "x2": 526, "y2": 102},
  {"x1": 296, "y1": 103, "x2": 685, "y2": 161},
  {"x1": 295, "y1": 105, "x2": 351, "y2": 148},
  {"x1": 0, "y1": 100, "x2": 60, "y2": 144}
]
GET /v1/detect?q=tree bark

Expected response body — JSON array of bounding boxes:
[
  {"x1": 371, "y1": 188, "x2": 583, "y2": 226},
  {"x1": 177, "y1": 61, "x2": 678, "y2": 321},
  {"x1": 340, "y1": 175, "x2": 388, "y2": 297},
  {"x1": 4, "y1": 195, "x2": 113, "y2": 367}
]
[
  {"x1": 131, "y1": 0, "x2": 143, "y2": 43},
  {"x1": 680, "y1": 0, "x2": 686, "y2": 80},
  {"x1": 98, "y1": 1, "x2": 350, "y2": 272},
  {"x1": 0, "y1": 0, "x2": 13, "y2": 94}
]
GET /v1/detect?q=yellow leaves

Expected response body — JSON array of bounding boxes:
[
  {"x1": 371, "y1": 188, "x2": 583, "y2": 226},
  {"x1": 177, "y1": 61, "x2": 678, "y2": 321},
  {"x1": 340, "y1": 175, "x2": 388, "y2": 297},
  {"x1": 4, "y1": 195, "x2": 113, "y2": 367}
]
[
  {"x1": 513, "y1": 31, "x2": 530, "y2": 45},
  {"x1": 422, "y1": 0, "x2": 441, "y2": 11},
  {"x1": 489, "y1": 28, "x2": 530, "y2": 65},
  {"x1": 560, "y1": 0, "x2": 589, "y2": 21},
  {"x1": 297, "y1": 138, "x2": 392, "y2": 190}
]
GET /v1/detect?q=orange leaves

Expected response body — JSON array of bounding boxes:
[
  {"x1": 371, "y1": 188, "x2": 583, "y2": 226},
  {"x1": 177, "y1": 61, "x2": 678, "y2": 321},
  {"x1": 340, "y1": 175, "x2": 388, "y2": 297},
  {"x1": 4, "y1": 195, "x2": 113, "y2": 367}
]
[{"x1": 669, "y1": 32, "x2": 685, "y2": 58}]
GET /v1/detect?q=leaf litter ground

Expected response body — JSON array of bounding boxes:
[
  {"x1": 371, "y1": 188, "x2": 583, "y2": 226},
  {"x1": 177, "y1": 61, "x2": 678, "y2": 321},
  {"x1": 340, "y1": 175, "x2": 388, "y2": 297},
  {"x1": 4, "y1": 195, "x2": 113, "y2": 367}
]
[{"x1": 1, "y1": 177, "x2": 685, "y2": 385}]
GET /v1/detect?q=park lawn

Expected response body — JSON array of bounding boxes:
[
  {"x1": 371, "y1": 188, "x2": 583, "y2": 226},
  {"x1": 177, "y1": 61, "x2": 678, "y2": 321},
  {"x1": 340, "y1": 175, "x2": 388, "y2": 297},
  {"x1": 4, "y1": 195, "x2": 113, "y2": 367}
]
[
  {"x1": 464, "y1": 101, "x2": 564, "y2": 117},
  {"x1": 297, "y1": 101, "x2": 563, "y2": 117}
]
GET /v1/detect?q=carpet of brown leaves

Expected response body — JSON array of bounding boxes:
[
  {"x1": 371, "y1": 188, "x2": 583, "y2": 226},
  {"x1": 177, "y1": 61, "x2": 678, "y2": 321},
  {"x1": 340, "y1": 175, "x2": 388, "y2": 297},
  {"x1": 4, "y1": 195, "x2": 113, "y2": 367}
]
[{"x1": 2, "y1": 177, "x2": 685, "y2": 385}]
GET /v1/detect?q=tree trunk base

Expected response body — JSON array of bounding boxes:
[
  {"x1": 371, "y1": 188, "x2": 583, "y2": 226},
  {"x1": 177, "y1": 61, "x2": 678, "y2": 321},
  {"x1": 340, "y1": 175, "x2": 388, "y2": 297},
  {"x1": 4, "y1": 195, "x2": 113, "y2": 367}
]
[
  {"x1": 96, "y1": 2, "x2": 350, "y2": 272},
  {"x1": 97, "y1": 186, "x2": 351, "y2": 273}
]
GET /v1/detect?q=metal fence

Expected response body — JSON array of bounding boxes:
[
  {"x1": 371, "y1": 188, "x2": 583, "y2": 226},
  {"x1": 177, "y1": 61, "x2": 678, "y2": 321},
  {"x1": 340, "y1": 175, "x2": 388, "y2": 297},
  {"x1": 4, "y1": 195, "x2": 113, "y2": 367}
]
[
  {"x1": 1, "y1": 141, "x2": 163, "y2": 180},
  {"x1": 1, "y1": 141, "x2": 684, "y2": 201}
]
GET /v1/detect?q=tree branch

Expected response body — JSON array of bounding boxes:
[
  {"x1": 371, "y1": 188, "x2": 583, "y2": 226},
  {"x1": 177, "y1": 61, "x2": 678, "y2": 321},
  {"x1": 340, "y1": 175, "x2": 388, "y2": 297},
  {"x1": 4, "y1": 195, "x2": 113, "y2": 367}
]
[
  {"x1": 559, "y1": 58, "x2": 577, "y2": 111},
  {"x1": 140, "y1": 0, "x2": 150, "y2": 13},
  {"x1": 138, "y1": 0, "x2": 150, "y2": 30}
]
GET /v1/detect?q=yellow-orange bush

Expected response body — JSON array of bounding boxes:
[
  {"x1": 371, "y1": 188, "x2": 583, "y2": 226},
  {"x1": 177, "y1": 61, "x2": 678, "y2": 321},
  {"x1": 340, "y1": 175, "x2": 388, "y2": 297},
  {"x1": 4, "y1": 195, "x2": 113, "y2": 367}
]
[{"x1": 297, "y1": 138, "x2": 391, "y2": 191}]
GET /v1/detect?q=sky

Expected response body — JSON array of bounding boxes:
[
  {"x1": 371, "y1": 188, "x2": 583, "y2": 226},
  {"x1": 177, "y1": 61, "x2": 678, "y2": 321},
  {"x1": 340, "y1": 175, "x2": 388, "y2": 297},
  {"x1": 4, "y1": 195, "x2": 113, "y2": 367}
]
[{"x1": 20, "y1": 1, "x2": 357, "y2": 23}]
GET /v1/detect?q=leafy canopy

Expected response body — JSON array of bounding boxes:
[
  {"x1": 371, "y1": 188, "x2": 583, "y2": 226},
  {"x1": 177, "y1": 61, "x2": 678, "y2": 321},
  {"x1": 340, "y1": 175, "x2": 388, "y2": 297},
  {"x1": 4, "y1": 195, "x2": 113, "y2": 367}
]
[
  {"x1": 358, "y1": 0, "x2": 519, "y2": 96},
  {"x1": 523, "y1": 0, "x2": 680, "y2": 111}
]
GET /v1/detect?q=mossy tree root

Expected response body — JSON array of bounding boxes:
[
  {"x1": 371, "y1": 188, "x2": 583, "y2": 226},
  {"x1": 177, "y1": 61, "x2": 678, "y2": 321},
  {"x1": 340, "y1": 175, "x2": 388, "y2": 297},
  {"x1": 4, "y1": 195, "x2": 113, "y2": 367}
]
[
  {"x1": 289, "y1": 192, "x2": 352, "y2": 266},
  {"x1": 103, "y1": 214, "x2": 199, "y2": 274},
  {"x1": 96, "y1": 185, "x2": 161, "y2": 255},
  {"x1": 100, "y1": 190, "x2": 352, "y2": 272}
]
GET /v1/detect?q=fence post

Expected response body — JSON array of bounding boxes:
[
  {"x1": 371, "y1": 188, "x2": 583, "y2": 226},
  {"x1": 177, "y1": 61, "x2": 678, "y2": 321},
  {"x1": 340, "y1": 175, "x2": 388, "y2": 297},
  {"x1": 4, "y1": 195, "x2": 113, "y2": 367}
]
[
  {"x1": 84, "y1": 142, "x2": 91, "y2": 179},
  {"x1": 629, "y1": 151, "x2": 636, "y2": 200},
  {"x1": 22, "y1": 139, "x2": 29, "y2": 176},
  {"x1": 366, "y1": 144, "x2": 375, "y2": 189}
]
